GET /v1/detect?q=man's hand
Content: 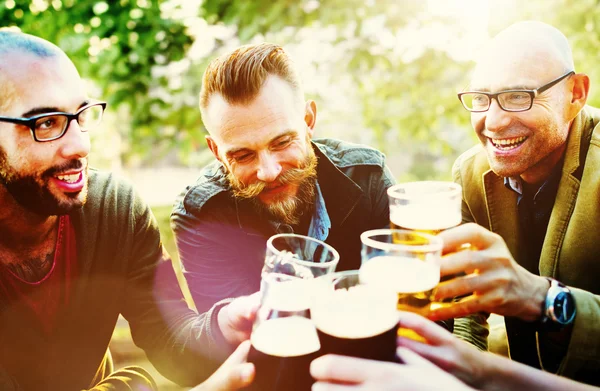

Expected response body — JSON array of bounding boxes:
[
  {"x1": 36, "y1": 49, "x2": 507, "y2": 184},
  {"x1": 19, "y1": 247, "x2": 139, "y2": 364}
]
[
  {"x1": 310, "y1": 345, "x2": 473, "y2": 391},
  {"x1": 218, "y1": 292, "x2": 261, "y2": 345},
  {"x1": 430, "y1": 223, "x2": 549, "y2": 322},
  {"x1": 191, "y1": 340, "x2": 255, "y2": 391}
]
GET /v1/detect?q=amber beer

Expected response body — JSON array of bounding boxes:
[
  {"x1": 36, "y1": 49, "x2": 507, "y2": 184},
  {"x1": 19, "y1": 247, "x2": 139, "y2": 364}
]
[
  {"x1": 360, "y1": 255, "x2": 439, "y2": 339},
  {"x1": 311, "y1": 272, "x2": 399, "y2": 362},
  {"x1": 247, "y1": 316, "x2": 321, "y2": 391},
  {"x1": 389, "y1": 208, "x2": 461, "y2": 236}
]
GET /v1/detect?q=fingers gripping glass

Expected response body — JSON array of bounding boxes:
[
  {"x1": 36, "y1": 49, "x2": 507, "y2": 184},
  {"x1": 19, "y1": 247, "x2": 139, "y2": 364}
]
[
  {"x1": 0, "y1": 102, "x2": 107, "y2": 142},
  {"x1": 458, "y1": 71, "x2": 574, "y2": 112}
]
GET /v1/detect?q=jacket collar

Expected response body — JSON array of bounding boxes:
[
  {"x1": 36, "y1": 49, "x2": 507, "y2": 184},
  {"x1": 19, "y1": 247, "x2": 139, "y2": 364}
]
[{"x1": 312, "y1": 141, "x2": 364, "y2": 228}]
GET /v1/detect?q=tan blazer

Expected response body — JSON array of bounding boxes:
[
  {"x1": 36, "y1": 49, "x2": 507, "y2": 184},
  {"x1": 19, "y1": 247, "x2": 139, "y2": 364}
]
[{"x1": 452, "y1": 106, "x2": 600, "y2": 381}]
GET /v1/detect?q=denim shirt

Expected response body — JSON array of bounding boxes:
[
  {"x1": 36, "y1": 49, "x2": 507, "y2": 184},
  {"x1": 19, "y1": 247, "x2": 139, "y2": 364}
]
[{"x1": 171, "y1": 138, "x2": 395, "y2": 315}]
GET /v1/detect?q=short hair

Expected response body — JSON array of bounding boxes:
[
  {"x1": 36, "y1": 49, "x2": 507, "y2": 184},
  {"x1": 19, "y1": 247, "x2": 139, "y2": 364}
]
[
  {"x1": 199, "y1": 43, "x2": 303, "y2": 111},
  {"x1": 0, "y1": 29, "x2": 60, "y2": 57}
]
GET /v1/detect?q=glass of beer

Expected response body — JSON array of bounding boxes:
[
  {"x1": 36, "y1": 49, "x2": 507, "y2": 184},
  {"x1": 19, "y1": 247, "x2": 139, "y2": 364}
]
[
  {"x1": 247, "y1": 273, "x2": 321, "y2": 391},
  {"x1": 311, "y1": 270, "x2": 399, "y2": 362},
  {"x1": 360, "y1": 229, "x2": 442, "y2": 340},
  {"x1": 263, "y1": 233, "x2": 340, "y2": 282},
  {"x1": 387, "y1": 181, "x2": 462, "y2": 234}
]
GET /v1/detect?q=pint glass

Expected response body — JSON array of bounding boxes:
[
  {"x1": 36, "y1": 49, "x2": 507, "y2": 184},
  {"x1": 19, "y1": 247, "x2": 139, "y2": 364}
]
[
  {"x1": 311, "y1": 270, "x2": 399, "y2": 362},
  {"x1": 247, "y1": 273, "x2": 320, "y2": 391},
  {"x1": 360, "y1": 229, "x2": 442, "y2": 340},
  {"x1": 263, "y1": 233, "x2": 339, "y2": 282}
]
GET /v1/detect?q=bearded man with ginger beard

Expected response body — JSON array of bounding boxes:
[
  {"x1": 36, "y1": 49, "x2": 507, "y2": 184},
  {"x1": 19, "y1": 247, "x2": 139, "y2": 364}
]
[{"x1": 171, "y1": 43, "x2": 396, "y2": 317}]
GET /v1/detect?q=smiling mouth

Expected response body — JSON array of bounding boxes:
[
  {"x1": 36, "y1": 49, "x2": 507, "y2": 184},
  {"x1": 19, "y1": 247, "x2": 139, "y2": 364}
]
[
  {"x1": 490, "y1": 136, "x2": 528, "y2": 151},
  {"x1": 55, "y1": 172, "x2": 82, "y2": 183}
]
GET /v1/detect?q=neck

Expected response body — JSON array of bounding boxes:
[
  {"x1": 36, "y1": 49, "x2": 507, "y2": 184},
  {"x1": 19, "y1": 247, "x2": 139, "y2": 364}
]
[
  {"x1": 0, "y1": 186, "x2": 58, "y2": 250},
  {"x1": 520, "y1": 142, "x2": 567, "y2": 185}
]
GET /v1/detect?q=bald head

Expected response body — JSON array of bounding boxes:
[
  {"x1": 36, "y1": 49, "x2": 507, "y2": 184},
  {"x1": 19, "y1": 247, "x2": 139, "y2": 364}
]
[
  {"x1": 0, "y1": 31, "x2": 72, "y2": 113},
  {"x1": 472, "y1": 21, "x2": 574, "y2": 90},
  {"x1": 0, "y1": 29, "x2": 64, "y2": 58}
]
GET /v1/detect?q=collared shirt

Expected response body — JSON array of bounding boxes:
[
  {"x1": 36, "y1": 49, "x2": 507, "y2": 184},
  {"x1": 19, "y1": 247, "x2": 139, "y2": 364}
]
[
  {"x1": 269, "y1": 182, "x2": 331, "y2": 241},
  {"x1": 503, "y1": 160, "x2": 563, "y2": 275},
  {"x1": 308, "y1": 182, "x2": 331, "y2": 241},
  {"x1": 503, "y1": 160, "x2": 565, "y2": 372}
]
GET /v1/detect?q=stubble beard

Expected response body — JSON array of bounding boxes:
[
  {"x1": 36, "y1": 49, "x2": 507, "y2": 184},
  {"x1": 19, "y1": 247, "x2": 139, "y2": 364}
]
[
  {"x1": 227, "y1": 149, "x2": 318, "y2": 226},
  {"x1": 0, "y1": 146, "x2": 88, "y2": 216}
]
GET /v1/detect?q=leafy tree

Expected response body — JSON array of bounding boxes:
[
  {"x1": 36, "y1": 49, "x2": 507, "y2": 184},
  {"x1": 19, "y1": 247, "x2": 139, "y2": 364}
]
[{"x1": 1, "y1": 0, "x2": 193, "y2": 163}]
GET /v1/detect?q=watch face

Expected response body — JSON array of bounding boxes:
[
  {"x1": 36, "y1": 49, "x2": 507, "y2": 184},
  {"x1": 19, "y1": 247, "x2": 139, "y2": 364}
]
[{"x1": 554, "y1": 291, "x2": 576, "y2": 324}]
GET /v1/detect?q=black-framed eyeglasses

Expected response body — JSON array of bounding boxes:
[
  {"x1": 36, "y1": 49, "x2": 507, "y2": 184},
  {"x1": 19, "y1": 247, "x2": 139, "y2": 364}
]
[
  {"x1": 0, "y1": 101, "x2": 107, "y2": 142},
  {"x1": 458, "y1": 71, "x2": 575, "y2": 113}
]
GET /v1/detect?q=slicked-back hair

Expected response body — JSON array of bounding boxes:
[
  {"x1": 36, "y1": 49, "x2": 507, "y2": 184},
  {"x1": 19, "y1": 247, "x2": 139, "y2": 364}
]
[
  {"x1": 199, "y1": 43, "x2": 303, "y2": 112},
  {"x1": 0, "y1": 29, "x2": 59, "y2": 57}
]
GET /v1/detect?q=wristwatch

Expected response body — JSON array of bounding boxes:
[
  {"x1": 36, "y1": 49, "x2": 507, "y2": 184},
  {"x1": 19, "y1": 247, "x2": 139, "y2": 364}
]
[{"x1": 539, "y1": 278, "x2": 576, "y2": 331}]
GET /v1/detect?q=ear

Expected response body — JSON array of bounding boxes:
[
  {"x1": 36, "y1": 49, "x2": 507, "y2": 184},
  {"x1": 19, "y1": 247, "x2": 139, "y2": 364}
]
[
  {"x1": 206, "y1": 135, "x2": 222, "y2": 162},
  {"x1": 304, "y1": 100, "x2": 317, "y2": 138},
  {"x1": 567, "y1": 73, "x2": 590, "y2": 120}
]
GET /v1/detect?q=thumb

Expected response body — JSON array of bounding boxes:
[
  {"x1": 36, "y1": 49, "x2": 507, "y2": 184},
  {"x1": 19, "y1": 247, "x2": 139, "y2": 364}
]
[
  {"x1": 210, "y1": 362, "x2": 255, "y2": 391},
  {"x1": 193, "y1": 341, "x2": 255, "y2": 391}
]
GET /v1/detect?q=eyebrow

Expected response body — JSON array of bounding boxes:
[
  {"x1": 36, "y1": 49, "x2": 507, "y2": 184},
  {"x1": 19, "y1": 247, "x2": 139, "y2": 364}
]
[
  {"x1": 225, "y1": 129, "x2": 299, "y2": 157},
  {"x1": 21, "y1": 100, "x2": 91, "y2": 118}
]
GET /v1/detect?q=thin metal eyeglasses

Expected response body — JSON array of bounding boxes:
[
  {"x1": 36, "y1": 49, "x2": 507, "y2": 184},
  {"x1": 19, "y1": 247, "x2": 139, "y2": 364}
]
[
  {"x1": 458, "y1": 71, "x2": 575, "y2": 112},
  {"x1": 0, "y1": 101, "x2": 107, "y2": 142}
]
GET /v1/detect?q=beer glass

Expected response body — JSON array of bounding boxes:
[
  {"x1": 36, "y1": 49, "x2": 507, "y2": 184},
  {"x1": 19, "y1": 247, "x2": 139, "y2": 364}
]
[
  {"x1": 360, "y1": 229, "x2": 442, "y2": 340},
  {"x1": 248, "y1": 273, "x2": 321, "y2": 391},
  {"x1": 311, "y1": 270, "x2": 399, "y2": 362},
  {"x1": 387, "y1": 181, "x2": 464, "y2": 309},
  {"x1": 387, "y1": 181, "x2": 462, "y2": 234},
  {"x1": 262, "y1": 233, "x2": 340, "y2": 282}
]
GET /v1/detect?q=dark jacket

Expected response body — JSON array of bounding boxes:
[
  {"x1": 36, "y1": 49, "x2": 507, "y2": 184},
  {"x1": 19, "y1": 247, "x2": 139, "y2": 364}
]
[
  {"x1": 171, "y1": 138, "x2": 396, "y2": 315},
  {"x1": 0, "y1": 170, "x2": 223, "y2": 390}
]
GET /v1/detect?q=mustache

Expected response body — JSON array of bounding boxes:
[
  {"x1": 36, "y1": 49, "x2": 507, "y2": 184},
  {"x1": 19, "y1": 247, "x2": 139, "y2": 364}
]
[
  {"x1": 43, "y1": 159, "x2": 86, "y2": 177},
  {"x1": 229, "y1": 154, "x2": 317, "y2": 200}
]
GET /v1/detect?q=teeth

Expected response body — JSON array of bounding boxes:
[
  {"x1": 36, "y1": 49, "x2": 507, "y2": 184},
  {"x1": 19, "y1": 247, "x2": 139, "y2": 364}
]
[
  {"x1": 491, "y1": 136, "x2": 527, "y2": 150},
  {"x1": 56, "y1": 173, "x2": 80, "y2": 183}
]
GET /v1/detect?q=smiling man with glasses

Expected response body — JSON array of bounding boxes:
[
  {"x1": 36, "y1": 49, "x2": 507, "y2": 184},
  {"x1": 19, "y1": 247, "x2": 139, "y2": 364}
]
[
  {"x1": 424, "y1": 21, "x2": 600, "y2": 386},
  {"x1": 0, "y1": 31, "x2": 258, "y2": 391}
]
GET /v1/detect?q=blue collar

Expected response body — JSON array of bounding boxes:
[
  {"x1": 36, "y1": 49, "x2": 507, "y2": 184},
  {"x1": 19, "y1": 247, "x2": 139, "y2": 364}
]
[{"x1": 307, "y1": 181, "x2": 331, "y2": 241}]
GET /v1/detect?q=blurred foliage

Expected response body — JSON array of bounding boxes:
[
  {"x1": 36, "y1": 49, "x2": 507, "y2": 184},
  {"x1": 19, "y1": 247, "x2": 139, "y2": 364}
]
[
  {"x1": 2, "y1": 0, "x2": 600, "y2": 179},
  {"x1": 0, "y1": 0, "x2": 194, "y2": 163}
]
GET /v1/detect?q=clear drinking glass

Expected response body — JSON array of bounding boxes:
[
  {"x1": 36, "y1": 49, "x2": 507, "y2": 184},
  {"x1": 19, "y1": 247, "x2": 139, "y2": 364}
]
[
  {"x1": 247, "y1": 273, "x2": 321, "y2": 391},
  {"x1": 387, "y1": 181, "x2": 462, "y2": 234},
  {"x1": 262, "y1": 233, "x2": 340, "y2": 282},
  {"x1": 360, "y1": 229, "x2": 443, "y2": 341},
  {"x1": 311, "y1": 270, "x2": 399, "y2": 362}
]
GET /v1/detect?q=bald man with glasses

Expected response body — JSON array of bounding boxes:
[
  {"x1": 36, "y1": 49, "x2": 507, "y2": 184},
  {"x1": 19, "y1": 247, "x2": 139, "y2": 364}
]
[{"x1": 422, "y1": 21, "x2": 600, "y2": 385}]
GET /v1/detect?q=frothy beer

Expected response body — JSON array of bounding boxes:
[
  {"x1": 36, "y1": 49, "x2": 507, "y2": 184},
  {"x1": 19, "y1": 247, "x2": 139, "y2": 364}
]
[
  {"x1": 311, "y1": 282, "x2": 399, "y2": 362},
  {"x1": 390, "y1": 207, "x2": 461, "y2": 235}
]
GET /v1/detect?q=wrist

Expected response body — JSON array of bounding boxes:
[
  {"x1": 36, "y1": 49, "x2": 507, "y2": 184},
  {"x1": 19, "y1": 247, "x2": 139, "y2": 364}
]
[
  {"x1": 470, "y1": 347, "x2": 497, "y2": 390},
  {"x1": 523, "y1": 276, "x2": 551, "y2": 322}
]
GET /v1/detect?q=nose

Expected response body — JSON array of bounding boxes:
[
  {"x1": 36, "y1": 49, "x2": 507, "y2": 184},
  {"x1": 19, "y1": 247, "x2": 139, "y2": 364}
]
[
  {"x1": 484, "y1": 99, "x2": 512, "y2": 133},
  {"x1": 58, "y1": 119, "x2": 91, "y2": 159},
  {"x1": 256, "y1": 151, "x2": 282, "y2": 183}
]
